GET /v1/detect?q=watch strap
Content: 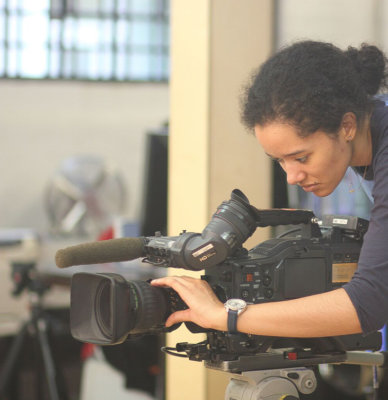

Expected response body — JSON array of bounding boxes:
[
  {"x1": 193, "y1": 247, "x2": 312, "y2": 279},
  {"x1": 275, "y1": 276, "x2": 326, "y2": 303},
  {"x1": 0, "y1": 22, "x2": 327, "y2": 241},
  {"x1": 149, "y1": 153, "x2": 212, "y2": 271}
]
[{"x1": 227, "y1": 309, "x2": 239, "y2": 334}]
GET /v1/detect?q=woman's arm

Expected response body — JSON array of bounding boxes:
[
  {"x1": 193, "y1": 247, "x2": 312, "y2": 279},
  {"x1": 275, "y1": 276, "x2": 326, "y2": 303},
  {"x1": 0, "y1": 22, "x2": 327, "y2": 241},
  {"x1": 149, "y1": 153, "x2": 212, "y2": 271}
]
[
  {"x1": 151, "y1": 276, "x2": 362, "y2": 337},
  {"x1": 237, "y1": 286, "x2": 361, "y2": 337}
]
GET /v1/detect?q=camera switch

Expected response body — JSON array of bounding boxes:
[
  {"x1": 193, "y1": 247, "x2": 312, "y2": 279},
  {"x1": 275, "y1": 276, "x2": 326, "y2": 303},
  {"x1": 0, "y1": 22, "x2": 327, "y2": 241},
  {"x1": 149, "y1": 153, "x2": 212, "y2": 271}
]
[{"x1": 263, "y1": 276, "x2": 272, "y2": 286}]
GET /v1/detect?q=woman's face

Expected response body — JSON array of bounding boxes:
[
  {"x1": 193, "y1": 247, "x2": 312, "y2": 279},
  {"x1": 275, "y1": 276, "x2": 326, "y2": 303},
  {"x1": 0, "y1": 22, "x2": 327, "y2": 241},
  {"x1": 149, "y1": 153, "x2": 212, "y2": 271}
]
[{"x1": 254, "y1": 122, "x2": 352, "y2": 197}]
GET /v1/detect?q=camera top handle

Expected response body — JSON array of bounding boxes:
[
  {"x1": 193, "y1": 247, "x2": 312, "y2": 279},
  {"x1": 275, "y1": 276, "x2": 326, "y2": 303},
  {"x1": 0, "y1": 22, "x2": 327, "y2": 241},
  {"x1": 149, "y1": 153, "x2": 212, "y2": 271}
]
[
  {"x1": 231, "y1": 189, "x2": 321, "y2": 239},
  {"x1": 231, "y1": 189, "x2": 321, "y2": 238}
]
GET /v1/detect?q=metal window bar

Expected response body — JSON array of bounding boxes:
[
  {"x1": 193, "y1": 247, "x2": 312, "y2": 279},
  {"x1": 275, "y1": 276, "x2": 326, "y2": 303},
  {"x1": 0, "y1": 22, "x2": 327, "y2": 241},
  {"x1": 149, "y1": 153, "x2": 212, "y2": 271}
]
[{"x1": 0, "y1": 0, "x2": 169, "y2": 81}]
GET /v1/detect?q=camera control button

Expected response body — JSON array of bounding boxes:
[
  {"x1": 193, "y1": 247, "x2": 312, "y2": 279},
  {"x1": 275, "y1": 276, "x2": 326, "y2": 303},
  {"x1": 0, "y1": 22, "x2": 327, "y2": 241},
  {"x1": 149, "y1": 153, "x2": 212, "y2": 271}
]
[
  {"x1": 264, "y1": 288, "x2": 273, "y2": 298},
  {"x1": 263, "y1": 276, "x2": 272, "y2": 286}
]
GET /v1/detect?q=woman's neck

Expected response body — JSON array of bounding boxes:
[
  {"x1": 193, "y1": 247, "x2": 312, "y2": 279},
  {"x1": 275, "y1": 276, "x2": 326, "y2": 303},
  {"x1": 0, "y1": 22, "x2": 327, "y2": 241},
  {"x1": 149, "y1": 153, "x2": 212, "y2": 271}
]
[{"x1": 350, "y1": 115, "x2": 372, "y2": 167}]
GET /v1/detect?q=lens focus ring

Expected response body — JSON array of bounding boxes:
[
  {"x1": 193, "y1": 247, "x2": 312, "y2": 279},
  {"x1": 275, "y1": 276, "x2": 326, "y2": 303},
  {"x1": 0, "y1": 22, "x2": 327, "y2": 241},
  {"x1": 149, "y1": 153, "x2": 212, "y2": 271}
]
[{"x1": 130, "y1": 281, "x2": 169, "y2": 333}]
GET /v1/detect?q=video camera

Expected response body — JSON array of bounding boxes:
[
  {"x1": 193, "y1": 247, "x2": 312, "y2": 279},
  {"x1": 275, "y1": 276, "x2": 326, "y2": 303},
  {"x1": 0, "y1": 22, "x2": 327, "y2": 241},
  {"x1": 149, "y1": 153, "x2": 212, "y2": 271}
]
[{"x1": 58, "y1": 189, "x2": 380, "y2": 374}]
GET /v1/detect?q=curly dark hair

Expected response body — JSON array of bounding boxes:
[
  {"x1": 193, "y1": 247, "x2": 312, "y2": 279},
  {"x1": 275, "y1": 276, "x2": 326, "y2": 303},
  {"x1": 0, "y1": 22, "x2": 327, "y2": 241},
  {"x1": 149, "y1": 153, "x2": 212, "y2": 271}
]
[{"x1": 241, "y1": 41, "x2": 388, "y2": 136}]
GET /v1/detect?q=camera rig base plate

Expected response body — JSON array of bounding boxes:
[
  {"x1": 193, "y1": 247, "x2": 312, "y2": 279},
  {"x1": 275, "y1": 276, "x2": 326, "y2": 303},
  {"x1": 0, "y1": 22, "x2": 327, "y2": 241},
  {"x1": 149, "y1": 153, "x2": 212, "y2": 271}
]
[{"x1": 205, "y1": 349, "x2": 348, "y2": 373}]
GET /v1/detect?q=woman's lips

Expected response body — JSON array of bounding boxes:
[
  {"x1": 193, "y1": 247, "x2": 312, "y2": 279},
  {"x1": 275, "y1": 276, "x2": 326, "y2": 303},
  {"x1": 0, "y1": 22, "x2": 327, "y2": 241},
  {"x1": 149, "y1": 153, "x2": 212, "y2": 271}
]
[{"x1": 301, "y1": 183, "x2": 319, "y2": 192}]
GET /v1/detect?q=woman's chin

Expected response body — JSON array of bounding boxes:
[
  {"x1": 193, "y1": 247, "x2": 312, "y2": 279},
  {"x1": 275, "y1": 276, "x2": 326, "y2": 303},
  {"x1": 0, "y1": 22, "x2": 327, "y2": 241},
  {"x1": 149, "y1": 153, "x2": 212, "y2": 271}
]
[
  {"x1": 312, "y1": 186, "x2": 334, "y2": 197},
  {"x1": 303, "y1": 183, "x2": 334, "y2": 197}
]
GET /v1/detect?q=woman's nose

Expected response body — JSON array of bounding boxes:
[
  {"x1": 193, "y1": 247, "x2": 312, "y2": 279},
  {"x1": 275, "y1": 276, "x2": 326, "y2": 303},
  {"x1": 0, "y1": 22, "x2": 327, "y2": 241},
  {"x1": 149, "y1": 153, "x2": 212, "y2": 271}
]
[{"x1": 285, "y1": 164, "x2": 306, "y2": 185}]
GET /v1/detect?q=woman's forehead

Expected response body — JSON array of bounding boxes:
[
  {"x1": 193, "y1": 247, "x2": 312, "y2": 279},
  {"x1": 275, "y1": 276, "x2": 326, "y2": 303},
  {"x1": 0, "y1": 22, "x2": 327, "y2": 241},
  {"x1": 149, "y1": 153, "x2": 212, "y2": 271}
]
[
  {"x1": 255, "y1": 122, "x2": 305, "y2": 147},
  {"x1": 254, "y1": 123, "x2": 331, "y2": 158}
]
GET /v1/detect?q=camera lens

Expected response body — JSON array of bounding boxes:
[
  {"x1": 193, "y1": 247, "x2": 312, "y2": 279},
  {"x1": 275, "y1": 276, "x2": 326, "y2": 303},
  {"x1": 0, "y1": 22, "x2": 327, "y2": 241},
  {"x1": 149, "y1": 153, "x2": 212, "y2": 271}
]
[
  {"x1": 128, "y1": 281, "x2": 172, "y2": 334},
  {"x1": 70, "y1": 272, "x2": 187, "y2": 344},
  {"x1": 95, "y1": 279, "x2": 112, "y2": 338}
]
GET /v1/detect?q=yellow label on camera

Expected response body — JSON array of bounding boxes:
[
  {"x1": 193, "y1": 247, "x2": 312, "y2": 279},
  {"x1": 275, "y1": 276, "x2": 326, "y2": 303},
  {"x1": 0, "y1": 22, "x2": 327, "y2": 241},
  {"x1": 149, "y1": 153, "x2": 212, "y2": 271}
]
[{"x1": 332, "y1": 263, "x2": 358, "y2": 283}]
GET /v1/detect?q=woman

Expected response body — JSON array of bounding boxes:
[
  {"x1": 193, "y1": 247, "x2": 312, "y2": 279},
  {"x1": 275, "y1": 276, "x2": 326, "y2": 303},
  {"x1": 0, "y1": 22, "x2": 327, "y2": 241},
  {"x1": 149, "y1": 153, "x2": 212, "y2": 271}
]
[{"x1": 152, "y1": 41, "x2": 388, "y2": 338}]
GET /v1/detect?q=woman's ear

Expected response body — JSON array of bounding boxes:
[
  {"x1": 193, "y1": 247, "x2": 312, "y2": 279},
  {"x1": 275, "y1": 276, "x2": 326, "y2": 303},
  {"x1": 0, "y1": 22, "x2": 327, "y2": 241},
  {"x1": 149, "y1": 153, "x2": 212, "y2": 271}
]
[{"x1": 340, "y1": 112, "x2": 358, "y2": 142}]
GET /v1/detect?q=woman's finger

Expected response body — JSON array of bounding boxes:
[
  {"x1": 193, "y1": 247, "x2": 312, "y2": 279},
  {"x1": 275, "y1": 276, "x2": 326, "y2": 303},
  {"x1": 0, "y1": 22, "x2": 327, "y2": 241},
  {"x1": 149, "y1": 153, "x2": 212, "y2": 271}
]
[{"x1": 165, "y1": 309, "x2": 191, "y2": 327}]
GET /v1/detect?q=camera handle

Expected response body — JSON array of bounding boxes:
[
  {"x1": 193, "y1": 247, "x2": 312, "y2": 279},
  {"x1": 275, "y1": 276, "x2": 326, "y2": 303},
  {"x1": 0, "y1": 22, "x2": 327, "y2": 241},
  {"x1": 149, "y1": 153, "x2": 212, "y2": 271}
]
[{"x1": 223, "y1": 351, "x2": 387, "y2": 400}]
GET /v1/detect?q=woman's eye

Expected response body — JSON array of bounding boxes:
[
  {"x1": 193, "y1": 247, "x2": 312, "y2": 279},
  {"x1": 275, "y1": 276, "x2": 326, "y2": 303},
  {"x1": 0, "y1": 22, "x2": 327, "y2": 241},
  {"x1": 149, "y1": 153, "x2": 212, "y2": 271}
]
[{"x1": 296, "y1": 156, "x2": 308, "y2": 163}]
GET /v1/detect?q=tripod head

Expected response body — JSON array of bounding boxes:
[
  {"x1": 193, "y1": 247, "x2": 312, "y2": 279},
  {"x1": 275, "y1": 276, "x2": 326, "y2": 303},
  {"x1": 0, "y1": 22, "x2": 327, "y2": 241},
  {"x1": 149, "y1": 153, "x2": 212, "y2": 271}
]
[
  {"x1": 11, "y1": 262, "x2": 50, "y2": 298},
  {"x1": 214, "y1": 350, "x2": 387, "y2": 400},
  {"x1": 0, "y1": 229, "x2": 50, "y2": 298}
]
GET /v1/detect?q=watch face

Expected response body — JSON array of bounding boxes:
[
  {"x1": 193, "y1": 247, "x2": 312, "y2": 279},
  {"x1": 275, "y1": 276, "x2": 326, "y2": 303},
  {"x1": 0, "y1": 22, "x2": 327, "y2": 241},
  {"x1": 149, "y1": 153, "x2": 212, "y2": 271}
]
[{"x1": 226, "y1": 298, "x2": 247, "y2": 311}]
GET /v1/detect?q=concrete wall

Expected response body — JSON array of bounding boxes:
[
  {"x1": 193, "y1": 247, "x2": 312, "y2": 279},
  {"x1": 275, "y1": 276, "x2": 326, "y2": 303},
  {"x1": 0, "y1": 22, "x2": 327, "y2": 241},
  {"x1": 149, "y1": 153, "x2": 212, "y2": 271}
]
[
  {"x1": 0, "y1": 79, "x2": 168, "y2": 339},
  {"x1": 277, "y1": 0, "x2": 388, "y2": 52},
  {"x1": 0, "y1": 80, "x2": 169, "y2": 232}
]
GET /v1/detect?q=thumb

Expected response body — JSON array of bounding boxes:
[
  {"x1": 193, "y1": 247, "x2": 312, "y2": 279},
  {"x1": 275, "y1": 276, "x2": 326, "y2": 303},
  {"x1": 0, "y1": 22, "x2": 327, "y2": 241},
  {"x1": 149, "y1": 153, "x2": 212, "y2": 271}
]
[{"x1": 166, "y1": 309, "x2": 191, "y2": 327}]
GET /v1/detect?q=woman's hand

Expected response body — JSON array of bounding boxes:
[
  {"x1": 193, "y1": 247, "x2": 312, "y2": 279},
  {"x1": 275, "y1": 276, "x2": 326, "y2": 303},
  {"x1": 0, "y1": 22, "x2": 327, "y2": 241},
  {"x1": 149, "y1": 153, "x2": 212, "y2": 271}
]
[{"x1": 151, "y1": 276, "x2": 227, "y2": 331}]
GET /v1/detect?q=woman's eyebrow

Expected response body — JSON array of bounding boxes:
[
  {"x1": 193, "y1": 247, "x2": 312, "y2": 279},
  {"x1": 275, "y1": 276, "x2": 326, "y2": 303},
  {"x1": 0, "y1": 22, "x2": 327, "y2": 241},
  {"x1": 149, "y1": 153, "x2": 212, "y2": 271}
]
[{"x1": 265, "y1": 149, "x2": 306, "y2": 159}]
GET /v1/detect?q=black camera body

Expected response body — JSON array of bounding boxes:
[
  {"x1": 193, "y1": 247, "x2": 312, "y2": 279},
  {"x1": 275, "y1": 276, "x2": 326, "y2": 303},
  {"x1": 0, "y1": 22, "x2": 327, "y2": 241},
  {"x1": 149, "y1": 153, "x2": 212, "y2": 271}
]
[
  {"x1": 204, "y1": 223, "x2": 361, "y2": 307},
  {"x1": 68, "y1": 190, "x2": 380, "y2": 370},
  {"x1": 190, "y1": 220, "x2": 377, "y2": 366}
]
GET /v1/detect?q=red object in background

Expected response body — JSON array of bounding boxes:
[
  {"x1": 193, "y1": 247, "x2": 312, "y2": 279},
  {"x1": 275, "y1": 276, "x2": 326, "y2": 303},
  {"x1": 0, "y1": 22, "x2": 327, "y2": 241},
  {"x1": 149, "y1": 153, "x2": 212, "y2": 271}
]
[
  {"x1": 98, "y1": 226, "x2": 114, "y2": 241},
  {"x1": 80, "y1": 343, "x2": 95, "y2": 361}
]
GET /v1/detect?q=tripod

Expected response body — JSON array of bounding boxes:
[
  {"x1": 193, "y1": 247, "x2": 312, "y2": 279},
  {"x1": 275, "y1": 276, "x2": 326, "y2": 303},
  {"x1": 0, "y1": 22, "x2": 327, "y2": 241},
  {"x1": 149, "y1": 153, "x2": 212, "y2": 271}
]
[
  {"x1": 212, "y1": 351, "x2": 387, "y2": 400},
  {"x1": 0, "y1": 262, "x2": 66, "y2": 400}
]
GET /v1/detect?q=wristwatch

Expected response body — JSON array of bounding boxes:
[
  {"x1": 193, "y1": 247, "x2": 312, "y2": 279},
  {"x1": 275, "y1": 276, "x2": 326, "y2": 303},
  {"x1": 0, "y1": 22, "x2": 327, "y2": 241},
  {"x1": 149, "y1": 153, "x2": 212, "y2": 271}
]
[{"x1": 224, "y1": 298, "x2": 247, "y2": 334}]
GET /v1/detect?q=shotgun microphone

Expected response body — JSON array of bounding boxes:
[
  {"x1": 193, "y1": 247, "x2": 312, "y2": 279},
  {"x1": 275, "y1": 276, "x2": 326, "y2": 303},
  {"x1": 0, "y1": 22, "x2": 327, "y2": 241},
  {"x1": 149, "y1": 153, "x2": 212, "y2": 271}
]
[{"x1": 55, "y1": 237, "x2": 146, "y2": 268}]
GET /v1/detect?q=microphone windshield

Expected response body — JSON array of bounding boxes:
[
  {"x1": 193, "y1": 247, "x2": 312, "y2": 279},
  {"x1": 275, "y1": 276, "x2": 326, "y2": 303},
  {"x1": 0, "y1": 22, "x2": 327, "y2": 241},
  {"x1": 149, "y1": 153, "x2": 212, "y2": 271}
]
[{"x1": 55, "y1": 237, "x2": 145, "y2": 268}]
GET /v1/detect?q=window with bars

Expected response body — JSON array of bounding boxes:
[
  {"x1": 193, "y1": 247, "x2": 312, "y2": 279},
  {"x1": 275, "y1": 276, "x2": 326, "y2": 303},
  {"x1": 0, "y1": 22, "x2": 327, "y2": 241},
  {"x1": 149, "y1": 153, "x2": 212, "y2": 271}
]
[{"x1": 0, "y1": 0, "x2": 169, "y2": 81}]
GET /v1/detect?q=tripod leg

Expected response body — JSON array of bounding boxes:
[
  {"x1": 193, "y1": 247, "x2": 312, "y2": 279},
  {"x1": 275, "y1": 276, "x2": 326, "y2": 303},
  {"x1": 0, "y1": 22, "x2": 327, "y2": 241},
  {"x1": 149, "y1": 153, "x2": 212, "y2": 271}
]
[
  {"x1": 0, "y1": 322, "x2": 29, "y2": 397},
  {"x1": 36, "y1": 318, "x2": 61, "y2": 400}
]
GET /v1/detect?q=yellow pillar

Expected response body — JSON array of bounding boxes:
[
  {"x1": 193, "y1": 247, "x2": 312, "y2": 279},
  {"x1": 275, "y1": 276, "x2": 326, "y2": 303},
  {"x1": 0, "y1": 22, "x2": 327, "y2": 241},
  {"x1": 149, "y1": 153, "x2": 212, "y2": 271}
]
[{"x1": 168, "y1": 1, "x2": 274, "y2": 399}]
